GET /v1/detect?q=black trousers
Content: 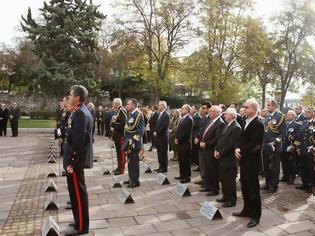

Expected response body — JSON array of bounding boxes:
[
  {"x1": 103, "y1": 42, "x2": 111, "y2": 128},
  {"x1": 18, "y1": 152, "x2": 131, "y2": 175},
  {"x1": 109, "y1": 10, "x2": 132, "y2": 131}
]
[
  {"x1": 127, "y1": 149, "x2": 140, "y2": 185},
  {"x1": 240, "y1": 167, "x2": 261, "y2": 221},
  {"x1": 0, "y1": 120, "x2": 7, "y2": 136},
  {"x1": 300, "y1": 153, "x2": 314, "y2": 187},
  {"x1": 190, "y1": 143, "x2": 199, "y2": 165},
  {"x1": 204, "y1": 150, "x2": 219, "y2": 191},
  {"x1": 10, "y1": 120, "x2": 18, "y2": 137},
  {"x1": 67, "y1": 170, "x2": 89, "y2": 232},
  {"x1": 219, "y1": 166, "x2": 237, "y2": 203},
  {"x1": 114, "y1": 136, "x2": 126, "y2": 173},
  {"x1": 264, "y1": 151, "x2": 281, "y2": 189},
  {"x1": 156, "y1": 136, "x2": 168, "y2": 171},
  {"x1": 281, "y1": 152, "x2": 297, "y2": 180},
  {"x1": 178, "y1": 146, "x2": 191, "y2": 179}
]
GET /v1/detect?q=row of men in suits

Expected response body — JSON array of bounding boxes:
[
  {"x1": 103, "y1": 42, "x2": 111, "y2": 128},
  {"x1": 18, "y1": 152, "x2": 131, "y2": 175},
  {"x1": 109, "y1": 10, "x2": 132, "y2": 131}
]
[
  {"x1": 0, "y1": 101, "x2": 20, "y2": 137},
  {"x1": 168, "y1": 99, "x2": 264, "y2": 228},
  {"x1": 95, "y1": 106, "x2": 113, "y2": 137}
]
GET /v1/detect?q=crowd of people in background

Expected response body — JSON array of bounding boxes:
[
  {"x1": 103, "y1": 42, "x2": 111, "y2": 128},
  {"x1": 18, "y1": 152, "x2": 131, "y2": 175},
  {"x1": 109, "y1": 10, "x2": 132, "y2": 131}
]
[
  {"x1": 0, "y1": 101, "x2": 20, "y2": 137},
  {"x1": 55, "y1": 93, "x2": 315, "y2": 231}
]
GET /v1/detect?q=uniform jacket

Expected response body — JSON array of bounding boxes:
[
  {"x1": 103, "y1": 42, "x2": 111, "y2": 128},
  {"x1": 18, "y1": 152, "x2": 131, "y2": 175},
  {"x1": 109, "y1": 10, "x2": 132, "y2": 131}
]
[
  {"x1": 299, "y1": 119, "x2": 315, "y2": 155},
  {"x1": 123, "y1": 109, "x2": 145, "y2": 151},
  {"x1": 66, "y1": 103, "x2": 93, "y2": 170},
  {"x1": 110, "y1": 106, "x2": 127, "y2": 138},
  {"x1": 282, "y1": 120, "x2": 301, "y2": 152}
]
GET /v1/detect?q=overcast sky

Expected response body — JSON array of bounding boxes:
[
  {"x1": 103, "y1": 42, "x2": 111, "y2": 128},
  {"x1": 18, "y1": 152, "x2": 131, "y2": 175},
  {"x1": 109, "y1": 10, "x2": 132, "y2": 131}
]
[{"x1": 0, "y1": 0, "x2": 286, "y2": 47}]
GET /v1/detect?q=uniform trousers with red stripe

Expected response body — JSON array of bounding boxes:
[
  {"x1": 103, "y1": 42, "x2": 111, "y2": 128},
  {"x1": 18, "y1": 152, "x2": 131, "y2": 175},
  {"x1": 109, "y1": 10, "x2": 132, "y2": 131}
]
[
  {"x1": 66, "y1": 169, "x2": 89, "y2": 232},
  {"x1": 114, "y1": 136, "x2": 126, "y2": 173}
]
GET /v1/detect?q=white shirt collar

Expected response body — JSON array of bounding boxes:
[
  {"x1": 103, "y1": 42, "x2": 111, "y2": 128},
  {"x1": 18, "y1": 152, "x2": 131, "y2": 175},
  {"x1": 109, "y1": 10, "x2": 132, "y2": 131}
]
[
  {"x1": 245, "y1": 115, "x2": 257, "y2": 128},
  {"x1": 211, "y1": 116, "x2": 220, "y2": 124},
  {"x1": 228, "y1": 119, "x2": 235, "y2": 126}
]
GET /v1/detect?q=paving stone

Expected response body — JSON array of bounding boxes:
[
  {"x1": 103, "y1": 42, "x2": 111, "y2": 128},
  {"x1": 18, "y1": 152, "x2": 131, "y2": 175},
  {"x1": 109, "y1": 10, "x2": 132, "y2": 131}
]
[
  {"x1": 278, "y1": 220, "x2": 315, "y2": 234},
  {"x1": 154, "y1": 220, "x2": 190, "y2": 232},
  {"x1": 121, "y1": 224, "x2": 157, "y2": 235},
  {"x1": 108, "y1": 217, "x2": 137, "y2": 227}
]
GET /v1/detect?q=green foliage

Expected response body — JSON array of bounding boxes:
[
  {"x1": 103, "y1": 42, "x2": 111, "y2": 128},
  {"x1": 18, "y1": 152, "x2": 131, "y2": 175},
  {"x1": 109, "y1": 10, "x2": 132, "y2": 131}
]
[{"x1": 21, "y1": 0, "x2": 105, "y2": 98}]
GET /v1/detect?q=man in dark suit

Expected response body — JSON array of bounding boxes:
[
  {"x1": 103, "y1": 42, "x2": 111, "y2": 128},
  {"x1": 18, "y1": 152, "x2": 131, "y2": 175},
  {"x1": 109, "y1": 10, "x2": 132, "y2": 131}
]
[
  {"x1": 9, "y1": 102, "x2": 20, "y2": 137},
  {"x1": 215, "y1": 108, "x2": 241, "y2": 207},
  {"x1": 122, "y1": 99, "x2": 145, "y2": 188},
  {"x1": 154, "y1": 101, "x2": 170, "y2": 173},
  {"x1": 110, "y1": 98, "x2": 127, "y2": 175},
  {"x1": 199, "y1": 105, "x2": 225, "y2": 196},
  {"x1": 64, "y1": 85, "x2": 93, "y2": 236},
  {"x1": 190, "y1": 105, "x2": 201, "y2": 166},
  {"x1": 175, "y1": 104, "x2": 193, "y2": 183},
  {"x1": 148, "y1": 105, "x2": 158, "y2": 151},
  {"x1": 194, "y1": 101, "x2": 211, "y2": 184},
  {"x1": 233, "y1": 99, "x2": 264, "y2": 228},
  {"x1": 95, "y1": 106, "x2": 103, "y2": 135}
]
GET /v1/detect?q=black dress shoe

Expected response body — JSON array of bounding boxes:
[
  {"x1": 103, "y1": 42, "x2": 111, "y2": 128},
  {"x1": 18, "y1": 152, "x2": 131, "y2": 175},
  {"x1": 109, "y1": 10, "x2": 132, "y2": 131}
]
[
  {"x1": 279, "y1": 177, "x2": 288, "y2": 182},
  {"x1": 206, "y1": 191, "x2": 219, "y2": 196},
  {"x1": 157, "y1": 170, "x2": 167, "y2": 173},
  {"x1": 64, "y1": 228, "x2": 89, "y2": 236},
  {"x1": 68, "y1": 223, "x2": 78, "y2": 230},
  {"x1": 174, "y1": 176, "x2": 182, "y2": 180},
  {"x1": 114, "y1": 171, "x2": 122, "y2": 175},
  {"x1": 193, "y1": 167, "x2": 200, "y2": 172},
  {"x1": 154, "y1": 168, "x2": 160, "y2": 172},
  {"x1": 232, "y1": 211, "x2": 249, "y2": 217},
  {"x1": 222, "y1": 202, "x2": 236, "y2": 207},
  {"x1": 199, "y1": 188, "x2": 209, "y2": 192},
  {"x1": 296, "y1": 185, "x2": 308, "y2": 190},
  {"x1": 216, "y1": 198, "x2": 227, "y2": 203},
  {"x1": 268, "y1": 187, "x2": 278, "y2": 193},
  {"x1": 127, "y1": 183, "x2": 140, "y2": 188},
  {"x1": 260, "y1": 185, "x2": 269, "y2": 190},
  {"x1": 194, "y1": 180, "x2": 203, "y2": 185},
  {"x1": 180, "y1": 178, "x2": 191, "y2": 184},
  {"x1": 247, "y1": 218, "x2": 259, "y2": 228},
  {"x1": 123, "y1": 180, "x2": 130, "y2": 185}
]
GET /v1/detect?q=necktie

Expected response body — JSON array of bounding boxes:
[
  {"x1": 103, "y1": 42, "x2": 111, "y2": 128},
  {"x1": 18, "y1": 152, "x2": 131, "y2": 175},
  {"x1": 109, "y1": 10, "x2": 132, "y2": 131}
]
[{"x1": 202, "y1": 121, "x2": 213, "y2": 140}]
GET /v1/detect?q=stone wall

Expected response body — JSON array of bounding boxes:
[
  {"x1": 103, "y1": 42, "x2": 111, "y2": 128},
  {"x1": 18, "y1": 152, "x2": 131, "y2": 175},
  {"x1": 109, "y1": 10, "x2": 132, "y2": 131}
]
[{"x1": 0, "y1": 93, "x2": 57, "y2": 115}]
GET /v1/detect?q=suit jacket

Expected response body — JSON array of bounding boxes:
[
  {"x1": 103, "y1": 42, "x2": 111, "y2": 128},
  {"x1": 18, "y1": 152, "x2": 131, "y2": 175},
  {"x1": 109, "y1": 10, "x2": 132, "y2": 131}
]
[
  {"x1": 155, "y1": 111, "x2": 170, "y2": 138},
  {"x1": 201, "y1": 117, "x2": 225, "y2": 150},
  {"x1": 216, "y1": 120, "x2": 241, "y2": 168},
  {"x1": 192, "y1": 113, "x2": 202, "y2": 138},
  {"x1": 175, "y1": 115, "x2": 193, "y2": 150},
  {"x1": 67, "y1": 104, "x2": 93, "y2": 170},
  {"x1": 237, "y1": 116, "x2": 264, "y2": 171},
  {"x1": 149, "y1": 111, "x2": 159, "y2": 131},
  {"x1": 9, "y1": 107, "x2": 20, "y2": 123}
]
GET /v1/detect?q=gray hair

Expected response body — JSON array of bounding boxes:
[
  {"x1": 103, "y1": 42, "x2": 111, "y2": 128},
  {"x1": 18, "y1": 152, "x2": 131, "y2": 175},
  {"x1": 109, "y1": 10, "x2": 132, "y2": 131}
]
[
  {"x1": 211, "y1": 105, "x2": 222, "y2": 116},
  {"x1": 113, "y1": 98, "x2": 122, "y2": 106},
  {"x1": 225, "y1": 107, "x2": 237, "y2": 118},
  {"x1": 159, "y1": 101, "x2": 167, "y2": 108},
  {"x1": 246, "y1": 98, "x2": 259, "y2": 112},
  {"x1": 182, "y1": 104, "x2": 191, "y2": 113},
  {"x1": 287, "y1": 110, "x2": 296, "y2": 117}
]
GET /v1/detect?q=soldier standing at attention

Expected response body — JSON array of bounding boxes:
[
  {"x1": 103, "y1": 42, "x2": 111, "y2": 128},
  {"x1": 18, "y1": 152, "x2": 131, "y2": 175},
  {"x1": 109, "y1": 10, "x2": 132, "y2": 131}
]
[
  {"x1": 122, "y1": 98, "x2": 145, "y2": 188},
  {"x1": 110, "y1": 98, "x2": 127, "y2": 175},
  {"x1": 262, "y1": 98, "x2": 286, "y2": 193}
]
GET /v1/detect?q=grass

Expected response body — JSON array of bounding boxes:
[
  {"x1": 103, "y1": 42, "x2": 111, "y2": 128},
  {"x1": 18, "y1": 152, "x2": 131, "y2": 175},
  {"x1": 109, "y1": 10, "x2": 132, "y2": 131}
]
[{"x1": 7, "y1": 118, "x2": 56, "y2": 128}]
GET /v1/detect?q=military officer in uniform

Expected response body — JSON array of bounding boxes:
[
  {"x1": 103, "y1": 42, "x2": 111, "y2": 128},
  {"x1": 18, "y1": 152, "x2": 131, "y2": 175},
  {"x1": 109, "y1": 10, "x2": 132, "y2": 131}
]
[
  {"x1": 280, "y1": 110, "x2": 301, "y2": 184},
  {"x1": 64, "y1": 85, "x2": 93, "y2": 236},
  {"x1": 295, "y1": 105, "x2": 307, "y2": 124},
  {"x1": 122, "y1": 98, "x2": 145, "y2": 188},
  {"x1": 110, "y1": 98, "x2": 127, "y2": 175},
  {"x1": 296, "y1": 107, "x2": 314, "y2": 193},
  {"x1": 262, "y1": 98, "x2": 286, "y2": 193}
]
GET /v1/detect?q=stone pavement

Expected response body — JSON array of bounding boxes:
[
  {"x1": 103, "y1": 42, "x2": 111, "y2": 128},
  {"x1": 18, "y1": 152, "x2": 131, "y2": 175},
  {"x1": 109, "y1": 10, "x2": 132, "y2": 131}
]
[{"x1": 0, "y1": 130, "x2": 315, "y2": 235}]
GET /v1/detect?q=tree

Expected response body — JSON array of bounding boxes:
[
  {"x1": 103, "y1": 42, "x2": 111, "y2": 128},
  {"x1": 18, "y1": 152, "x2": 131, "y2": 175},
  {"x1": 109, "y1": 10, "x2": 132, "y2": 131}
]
[
  {"x1": 240, "y1": 18, "x2": 277, "y2": 108},
  {"x1": 199, "y1": 0, "x2": 253, "y2": 104},
  {"x1": 116, "y1": 0, "x2": 194, "y2": 104},
  {"x1": 270, "y1": 0, "x2": 315, "y2": 109},
  {"x1": 21, "y1": 0, "x2": 105, "y2": 98}
]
